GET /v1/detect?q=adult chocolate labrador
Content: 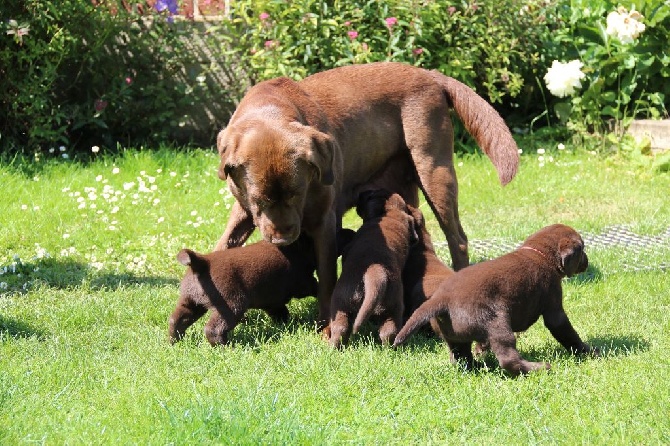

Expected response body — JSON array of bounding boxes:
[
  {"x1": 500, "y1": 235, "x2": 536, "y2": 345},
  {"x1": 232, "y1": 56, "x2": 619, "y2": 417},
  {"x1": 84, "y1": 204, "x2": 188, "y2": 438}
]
[{"x1": 215, "y1": 62, "x2": 519, "y2": 328}]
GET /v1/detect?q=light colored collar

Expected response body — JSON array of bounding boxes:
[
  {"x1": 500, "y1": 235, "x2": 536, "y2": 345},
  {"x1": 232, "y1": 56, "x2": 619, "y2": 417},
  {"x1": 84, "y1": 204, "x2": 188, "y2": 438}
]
[{"x1": 518, "y1": 246, "x2": 565, "y2": 275}]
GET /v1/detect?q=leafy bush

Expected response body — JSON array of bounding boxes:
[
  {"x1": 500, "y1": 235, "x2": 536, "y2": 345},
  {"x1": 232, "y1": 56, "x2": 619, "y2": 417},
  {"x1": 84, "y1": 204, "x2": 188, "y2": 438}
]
[
  {"x1": 0, "y1": 0, "x2": 208, "y2": 155},
  {"x1": 540, "y1": 0, "x2": 670, "y2": 137},
  {"x1": 217, "y1": 0, "x2": 559, "y2": 110}
]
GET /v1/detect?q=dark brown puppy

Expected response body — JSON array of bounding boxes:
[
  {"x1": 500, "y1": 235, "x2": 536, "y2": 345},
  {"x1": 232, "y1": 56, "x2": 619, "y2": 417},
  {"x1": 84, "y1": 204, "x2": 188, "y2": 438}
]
[
  {"x1": 329, "y1": 190, "x2": 418, "y2": 348},
  {"x1": 401, "y1": 204, "x2": 455, "y2": 338},
  {"x1": 393, "y1": 224, "x2": 599, "y2": 375},
  {"x1": 169, "y1": 235, "x2": 317, "y2": 346},
  {"x1": 215, "y1": 62, "x2": 520, "y2": 328}
]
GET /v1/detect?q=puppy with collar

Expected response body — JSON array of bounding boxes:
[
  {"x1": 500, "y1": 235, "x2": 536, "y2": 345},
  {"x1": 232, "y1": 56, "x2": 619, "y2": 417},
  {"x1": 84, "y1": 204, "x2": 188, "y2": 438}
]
[
  {"x1": 329, "y1": 190, "x2": 418, "y2": 348},
  {"x1": 393, "y1": 224, "x2": 599, "y2": 375}
]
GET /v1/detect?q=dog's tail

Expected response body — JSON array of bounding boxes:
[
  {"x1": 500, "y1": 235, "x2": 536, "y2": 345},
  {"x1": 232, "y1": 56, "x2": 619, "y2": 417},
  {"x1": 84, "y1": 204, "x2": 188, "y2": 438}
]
[
  {"x1": 392, "y1": 296, "x2": 449, "y2": 347},
  {"x1": 352, "y1": 265, "x2": 388, "y2": 334},
  {"x1": 431, "y1": 71, "x2": 519, "y2": 186}
]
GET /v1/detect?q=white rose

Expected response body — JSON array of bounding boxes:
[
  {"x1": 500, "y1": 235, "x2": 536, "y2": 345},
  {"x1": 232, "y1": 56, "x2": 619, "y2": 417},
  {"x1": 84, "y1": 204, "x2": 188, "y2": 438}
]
[{"x1": 544, "y1": 60, "x2": 586, "y2": 98}]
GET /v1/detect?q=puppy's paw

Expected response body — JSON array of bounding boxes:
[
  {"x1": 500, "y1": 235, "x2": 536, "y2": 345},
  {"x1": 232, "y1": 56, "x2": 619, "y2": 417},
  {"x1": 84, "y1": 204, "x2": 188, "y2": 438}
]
[
  {"x1": 516, "y1": 361, "x2": 551, "y2": 376},
  {"x1": 571, "y1": 343, "x2": 600, "y2": 357},
  {"x1": 586, "y1": 345, "x2": 601, "y2": 357}
]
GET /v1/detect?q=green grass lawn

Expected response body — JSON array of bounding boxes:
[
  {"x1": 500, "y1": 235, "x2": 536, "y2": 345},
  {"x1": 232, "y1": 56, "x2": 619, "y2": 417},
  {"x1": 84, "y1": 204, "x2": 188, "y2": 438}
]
[{"x1": 1, "y1": 145, "x2": 669, "y2": 444}]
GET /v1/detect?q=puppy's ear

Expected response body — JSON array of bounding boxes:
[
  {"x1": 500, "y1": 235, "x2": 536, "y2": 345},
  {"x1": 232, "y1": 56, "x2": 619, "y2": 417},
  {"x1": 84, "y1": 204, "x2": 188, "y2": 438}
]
[
  {"x1": 291, "y1": 122, "x2": 335, "y2": 185},
  {"x1": 177, "y1": 249, "x2": 209, "y2": 273},
  {"x1": 558, "y1": 238, "x2": 586, "y2": 276},
  {"x1": 356, "y1": 190, "x2": 385, "y2": 220}
]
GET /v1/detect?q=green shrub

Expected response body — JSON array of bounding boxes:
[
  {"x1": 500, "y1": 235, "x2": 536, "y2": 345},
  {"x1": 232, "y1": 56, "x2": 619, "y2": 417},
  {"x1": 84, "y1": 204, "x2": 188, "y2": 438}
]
[
  {"x1": 0, "y1": 0, "x2": 206, "y2": 155},
  {"x1": 217, "y1": 0, "x2": 559, "y2": 109},
  {"x1": 540, "y1": 0, "x2": 670, "y2": 138}
]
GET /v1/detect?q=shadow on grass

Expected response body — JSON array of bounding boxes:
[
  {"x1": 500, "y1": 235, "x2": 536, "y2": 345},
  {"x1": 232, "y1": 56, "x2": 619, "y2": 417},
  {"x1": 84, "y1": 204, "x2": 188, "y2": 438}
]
[
  {"x1": 569, "y1": 263, "x2": 605, "y2": 284},
  {"x1": 0, "y1": 315, "x2": 47, "y2": 341},
  {"x1": 169, "y1": 298, "x2": 325, "y2": 349},
  {"x1": 520, "y1": 334, "x2": 650, "y2": 363},
  {"x1": 0, "y1": 257, "x2": 178, "y2": 295}
]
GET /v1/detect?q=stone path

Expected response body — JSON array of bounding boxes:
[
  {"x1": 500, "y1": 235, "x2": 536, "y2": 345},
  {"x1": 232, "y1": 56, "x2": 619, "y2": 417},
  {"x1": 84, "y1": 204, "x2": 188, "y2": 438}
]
[{"x1": 434, "y1": 225, "x2": 670, "y2": 274}]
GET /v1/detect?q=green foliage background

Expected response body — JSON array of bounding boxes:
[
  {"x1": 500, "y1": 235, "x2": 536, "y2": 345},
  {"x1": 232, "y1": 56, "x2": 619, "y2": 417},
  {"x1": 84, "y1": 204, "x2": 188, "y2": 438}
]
[{"x1": 1, "y1": 0, "x2": 668, "y2": 154}]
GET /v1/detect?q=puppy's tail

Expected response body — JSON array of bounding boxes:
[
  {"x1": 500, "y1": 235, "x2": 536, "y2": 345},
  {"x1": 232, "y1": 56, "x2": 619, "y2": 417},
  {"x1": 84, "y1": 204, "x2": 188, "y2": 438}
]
[
  {"x1": 352, "y1": 265, "x2": 387, "y2": 334},
  {"x1": 392, "y1": 297, "x2": 449, "y2": 347},
  {"x1": 431, "y1": 72, "x2": 519, "y2": 186}
]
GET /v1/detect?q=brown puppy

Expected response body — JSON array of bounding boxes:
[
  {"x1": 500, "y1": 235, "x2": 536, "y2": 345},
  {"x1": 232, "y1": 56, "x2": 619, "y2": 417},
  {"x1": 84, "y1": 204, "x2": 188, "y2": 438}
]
[
  {"x1": 393, "y1": 224, "x2": 599, "y2": 375},
  {"x1": 215, "y1": 62, "x2": 520, "y2": 328},
  {"x1": 329, "y1": 190, "x2": 418, "y2": 348},
  {"x1": 169, "y1": 235, "x2": 317, "y2": 346},
  {"x1": 401, "y1": 204, "x2": 455, "y2": 338}
]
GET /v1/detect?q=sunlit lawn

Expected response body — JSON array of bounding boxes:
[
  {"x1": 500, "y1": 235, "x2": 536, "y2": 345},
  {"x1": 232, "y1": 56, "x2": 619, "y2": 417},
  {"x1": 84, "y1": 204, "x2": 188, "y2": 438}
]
[{"x1": 1, "y1": 145, "x2": 669, "y2": 444}]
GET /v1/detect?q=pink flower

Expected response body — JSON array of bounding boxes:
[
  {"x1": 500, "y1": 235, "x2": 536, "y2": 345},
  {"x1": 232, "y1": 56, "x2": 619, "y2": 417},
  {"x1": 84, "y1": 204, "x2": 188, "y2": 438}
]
[
  {"x1": 385, "y1": 17, "x2": 398, "y2": 28},
  {"x1": 413, "y1": 48, "x2": 423, "y2": 55},
  {"x1": 125, "y1": 77, "x2": 133, "y2": 85},
  {"x1": 448, "y1": 6, "x2": 457, "y2": 14},
  {"x1": 347, "y1": 30, "x2": 358, "y2": 40},
  {"x1": 94, "y1": 99, "x2": 108, "y2": 112},
  {"x1": 259, "y1": 12, "x2": 270, "y2": 21},
  {"x1": 264, "y1": 40, "x2": 277, "y2": 48},
  {"x1": 344, "y1": 21, "x2": 351, "y2": 27}
]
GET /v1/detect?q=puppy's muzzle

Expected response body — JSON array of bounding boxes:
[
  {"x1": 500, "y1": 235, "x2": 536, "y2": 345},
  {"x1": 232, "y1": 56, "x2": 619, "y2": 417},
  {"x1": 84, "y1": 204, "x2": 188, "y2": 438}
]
[{"x1": 577, "y1": 252, "x2": 589, "y2": 274}]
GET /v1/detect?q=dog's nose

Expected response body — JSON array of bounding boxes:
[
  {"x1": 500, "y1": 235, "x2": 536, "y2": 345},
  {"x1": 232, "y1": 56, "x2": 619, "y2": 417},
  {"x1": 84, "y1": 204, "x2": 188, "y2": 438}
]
[
  {"x1": 266, "y1": 224, "x2": 299, "y2": 245},
  {"x1": 578, "y1": 252, "x2": 589, "y2": 273}
]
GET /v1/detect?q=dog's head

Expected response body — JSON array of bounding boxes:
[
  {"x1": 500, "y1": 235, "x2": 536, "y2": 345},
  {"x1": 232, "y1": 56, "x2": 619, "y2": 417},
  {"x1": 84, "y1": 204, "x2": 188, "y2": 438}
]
[
  {"x1": 356, "y1": 189, "x2": 419, "y2": 245},
  {"x1": 216, "y1": 121, "x2": 336, "y2": 245},
  {"x1": 524, "y1": 224, "x2": 588, "y2": 277}
]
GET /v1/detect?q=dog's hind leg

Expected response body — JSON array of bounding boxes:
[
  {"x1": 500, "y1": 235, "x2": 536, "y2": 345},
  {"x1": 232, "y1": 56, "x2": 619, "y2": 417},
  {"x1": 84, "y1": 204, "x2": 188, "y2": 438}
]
[
  {"x1": 204, "y1": 312, "x2": 235, "y2": 346},
  {"x1": 328, "y1": 310, "x2": 352, "y2": 349},
  {"x1": 489, "y1": 330, "x2": 550, "y2": 376},
  {"x1": 403, "y1": 122, "x2": 469, "y2": 270},
  {"x1": 447, "y1": 341, "x2": 475, "y2": 370}
]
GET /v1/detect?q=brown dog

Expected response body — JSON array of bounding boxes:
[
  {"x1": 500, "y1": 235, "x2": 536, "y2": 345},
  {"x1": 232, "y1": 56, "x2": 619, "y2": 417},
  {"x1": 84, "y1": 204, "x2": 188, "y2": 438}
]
[
  {"x1": 401, "y1": 204, "x2": 455, "y2": 338},
  {"x1": 215, "y1": 62, "x2": 520, "y2": 327},
  {"x1": 328, "y1": 190, "x2": 418, "y2": 348},
  {"x1": 393, "y1": 224, "x2": 599, "y2": 375},
  {"x1": 169, "y1": 235, "x2": 317, "y2": 346}
]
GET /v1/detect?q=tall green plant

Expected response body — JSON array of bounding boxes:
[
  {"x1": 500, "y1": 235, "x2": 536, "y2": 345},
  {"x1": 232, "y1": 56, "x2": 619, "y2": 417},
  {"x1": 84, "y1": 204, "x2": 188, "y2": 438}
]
[
  {"x1": 0, "y1": 0, "x2": 205, "y2": 155},
  {"x1": 542, "y1": 0, "x2": 669, "y2": 137},
  {"x1": 215, "y1": 0, "x2": 557, "y2": 109}
]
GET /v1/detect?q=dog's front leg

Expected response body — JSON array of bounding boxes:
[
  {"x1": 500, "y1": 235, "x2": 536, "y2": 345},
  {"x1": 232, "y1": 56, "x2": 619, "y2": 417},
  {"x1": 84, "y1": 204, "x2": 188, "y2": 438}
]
[
  {"x1": 311, "y1": 210, "x2": 338, "y2": 332},
  {"x1": 215, "y1": 200, "x2": 256, "y2": 250},
  {"x1": 543, "y1": 309, "x2": 598, "y2": 355}
]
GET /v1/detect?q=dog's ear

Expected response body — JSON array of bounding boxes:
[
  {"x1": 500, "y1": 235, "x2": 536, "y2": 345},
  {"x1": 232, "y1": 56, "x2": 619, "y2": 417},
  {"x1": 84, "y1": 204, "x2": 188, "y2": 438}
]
[
  {"x1": 177, "y1": 249, "x2": 209, "y2": 273},
  {"x1": 290, "y1": 122, "x2": 335, "y2": 185},
  {"x1": 216, "y1": 127, "x2": 241, "y2": 180},
  {"x1": 558, "y1": 238, "x2": 587, "y2": 276},
  {"x1": 216, "y1": 128, "x2": 227, "y2": 156},
  {"x1": 356, "y1": 189, "x2": 385, "y2": 220}
]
